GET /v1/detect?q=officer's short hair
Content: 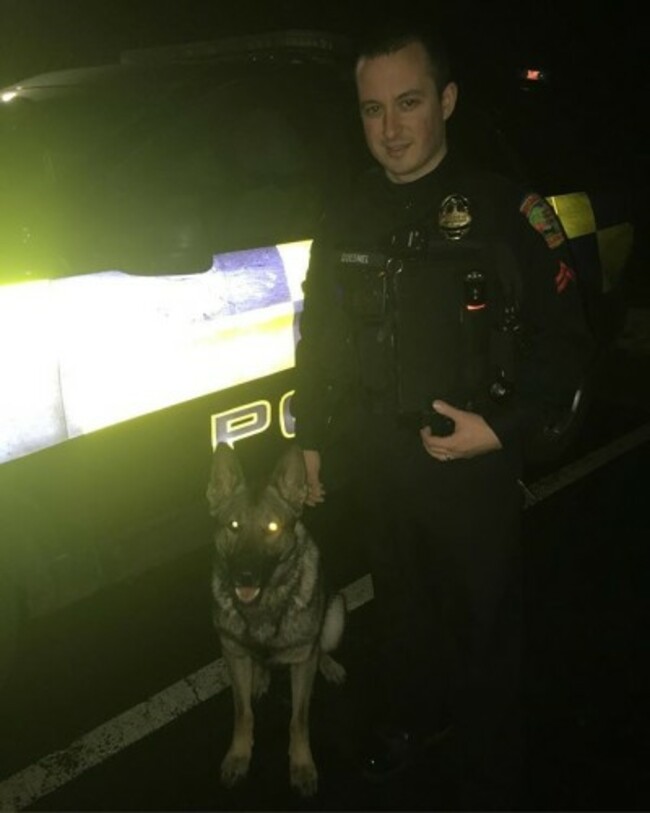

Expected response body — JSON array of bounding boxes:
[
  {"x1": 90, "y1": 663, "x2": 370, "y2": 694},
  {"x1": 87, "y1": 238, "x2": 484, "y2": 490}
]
[{"x1": 354, "y1": 17, "x2": 453, "y2": 97}]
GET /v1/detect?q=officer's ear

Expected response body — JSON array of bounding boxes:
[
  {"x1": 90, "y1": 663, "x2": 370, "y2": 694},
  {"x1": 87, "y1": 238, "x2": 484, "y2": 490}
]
[{"x1": 440, "y1": 81, "x2": 458, "y2": 122}]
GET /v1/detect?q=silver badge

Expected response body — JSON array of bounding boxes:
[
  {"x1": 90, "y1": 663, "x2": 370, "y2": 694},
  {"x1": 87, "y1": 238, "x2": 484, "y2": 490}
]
[{"x1": 438, "y1": 193, "x2": 472, "y2": 241}]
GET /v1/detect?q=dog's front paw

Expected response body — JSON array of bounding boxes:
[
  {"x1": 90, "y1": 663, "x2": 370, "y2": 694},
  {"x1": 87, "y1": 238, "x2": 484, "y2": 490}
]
[
  {"x1": 220, "y1": 750, "x2": 251, "y2": 787},
  {"x1": 290, "y1": 759, "x2": 318, "y2": 797}
]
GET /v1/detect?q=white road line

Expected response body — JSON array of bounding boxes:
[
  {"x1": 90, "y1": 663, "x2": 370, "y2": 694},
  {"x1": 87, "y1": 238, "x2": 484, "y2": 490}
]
[
  {"x1": 526, "y1": 421, "x2": 650, "y2": 503},
  {"x1": 0, "y1": 660, "x2": 232, "y2": 811},
  {"x1": 1, "y1": 424, "x2": 649, "y2": 811}
]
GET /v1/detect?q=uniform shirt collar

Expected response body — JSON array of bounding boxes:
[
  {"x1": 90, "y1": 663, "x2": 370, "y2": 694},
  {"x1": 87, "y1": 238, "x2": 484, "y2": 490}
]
[{"x1": 381, "y1": 151, "x2": 460, "y2": 214}]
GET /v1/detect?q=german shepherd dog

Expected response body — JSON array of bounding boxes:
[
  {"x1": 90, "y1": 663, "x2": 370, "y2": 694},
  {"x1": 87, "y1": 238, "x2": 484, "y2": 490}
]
[{"x1": 206, "y1": 442, "x2": 346, "y2": 796}]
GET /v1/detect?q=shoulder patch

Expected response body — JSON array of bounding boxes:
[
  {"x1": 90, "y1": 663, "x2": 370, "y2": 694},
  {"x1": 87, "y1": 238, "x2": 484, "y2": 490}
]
[{"x1": 520, "y1": 192, "x2": 565, "y2": 249}]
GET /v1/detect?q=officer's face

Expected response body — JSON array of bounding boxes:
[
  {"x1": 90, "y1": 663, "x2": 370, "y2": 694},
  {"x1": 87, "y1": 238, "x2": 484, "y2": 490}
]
[{"x1": 356, "y1": 41, "x2": 457, "y2": 184}]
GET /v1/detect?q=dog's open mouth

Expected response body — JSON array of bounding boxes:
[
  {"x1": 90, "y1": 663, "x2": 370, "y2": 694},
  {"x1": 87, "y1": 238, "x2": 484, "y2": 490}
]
[{"x1": 235, "y1": 586, "x2": 261, "y2": 604}]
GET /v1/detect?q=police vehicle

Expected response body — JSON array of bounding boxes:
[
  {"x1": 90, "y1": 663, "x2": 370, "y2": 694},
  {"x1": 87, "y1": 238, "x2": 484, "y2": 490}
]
[{"x1": 0, "y1": 31, "x2": 635, "y2": 679}]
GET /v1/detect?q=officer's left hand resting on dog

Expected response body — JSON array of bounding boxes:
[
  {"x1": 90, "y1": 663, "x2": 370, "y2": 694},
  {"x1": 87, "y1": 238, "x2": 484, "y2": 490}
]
[
  {"x1": 420, "y1": 399, "x2": 502, "y2": 462},
  {"x1": 303, "y1": 399, "x2": 502, "y2": 506}
]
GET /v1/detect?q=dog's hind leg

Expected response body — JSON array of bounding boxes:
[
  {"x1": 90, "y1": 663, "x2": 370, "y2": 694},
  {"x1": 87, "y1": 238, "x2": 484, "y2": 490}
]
[
  {"x1": 221, "y1": 653, "x2": 255, "y2": 787},
  {"x1": 289, "y1": 650, "x2": 319, "y2": 796}
]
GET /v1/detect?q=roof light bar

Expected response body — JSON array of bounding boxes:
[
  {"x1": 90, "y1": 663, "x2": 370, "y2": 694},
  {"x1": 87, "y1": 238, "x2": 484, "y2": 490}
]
[{"x1": 120, "y1": 29, "x2": 351, "y2": 67}]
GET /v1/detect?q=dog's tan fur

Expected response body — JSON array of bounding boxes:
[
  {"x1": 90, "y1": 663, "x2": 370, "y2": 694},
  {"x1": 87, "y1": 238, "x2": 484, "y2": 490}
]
[{"x1": 207, "y1": 442, "x2": 346, "y2": 796}]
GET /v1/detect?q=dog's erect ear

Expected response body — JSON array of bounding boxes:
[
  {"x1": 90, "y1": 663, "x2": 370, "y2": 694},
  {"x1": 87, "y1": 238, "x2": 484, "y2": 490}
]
[
  {"x1": 206, "y1": 443, "x2": 245, "y2": 516},
  {"x1": 269, "y1": 444, "x2": 308, "y2": 514}
]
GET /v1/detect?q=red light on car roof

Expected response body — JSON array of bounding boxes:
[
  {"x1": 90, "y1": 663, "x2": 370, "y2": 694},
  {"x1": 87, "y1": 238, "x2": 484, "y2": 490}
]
[{"x1": 525, "y1": 68, "x2": 542, "y2": 81}]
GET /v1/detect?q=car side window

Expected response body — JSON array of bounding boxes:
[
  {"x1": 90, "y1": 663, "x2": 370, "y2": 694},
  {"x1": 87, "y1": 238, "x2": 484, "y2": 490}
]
[
  {"x1": 201, "y1": 99, "x2": 320, "y2": 250},
  {"x1": 112, "y1": 69, "x2": 361, "y2": 254}
]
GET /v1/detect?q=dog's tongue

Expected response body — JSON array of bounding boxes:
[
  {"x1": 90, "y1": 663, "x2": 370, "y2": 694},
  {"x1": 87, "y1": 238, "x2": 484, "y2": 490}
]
[{"x1": 235, "y1": 586, "x2": 261, "y2": 604}]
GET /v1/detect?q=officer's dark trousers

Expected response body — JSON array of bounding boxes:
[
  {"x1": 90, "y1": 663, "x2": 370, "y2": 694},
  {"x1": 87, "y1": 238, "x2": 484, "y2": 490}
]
[{"x1": 352, "y1": 410, "x2": 525, "y2": 810}]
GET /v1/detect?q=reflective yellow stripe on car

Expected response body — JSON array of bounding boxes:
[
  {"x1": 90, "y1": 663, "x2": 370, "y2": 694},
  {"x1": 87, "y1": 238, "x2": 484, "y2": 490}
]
[
  {"x1": 547, "y1": 192, "x2": 596, "y2": 239},
  {"x1": 547, "y1": 192, "x2": 634, "y2": 293}
]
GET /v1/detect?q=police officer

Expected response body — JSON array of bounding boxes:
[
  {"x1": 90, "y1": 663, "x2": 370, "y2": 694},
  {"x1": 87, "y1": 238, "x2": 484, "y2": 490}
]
[{"x1": 292, "y1": 19, "x2": 593, "y2": 810}]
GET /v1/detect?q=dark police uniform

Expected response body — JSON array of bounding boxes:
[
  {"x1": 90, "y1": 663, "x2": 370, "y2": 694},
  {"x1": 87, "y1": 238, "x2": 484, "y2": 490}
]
[{"x1": 292, "y1": 149, "x2": 593, "y2": 807}]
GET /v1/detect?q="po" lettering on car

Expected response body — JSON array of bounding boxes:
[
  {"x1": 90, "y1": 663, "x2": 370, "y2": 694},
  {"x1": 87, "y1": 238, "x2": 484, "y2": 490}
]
[{"x1": 210, "y1": 391, "x2": 296, "y2": 448}]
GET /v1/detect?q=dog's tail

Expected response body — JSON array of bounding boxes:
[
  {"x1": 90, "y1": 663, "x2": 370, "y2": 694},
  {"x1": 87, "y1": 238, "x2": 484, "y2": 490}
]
[
  {"x1": 320, "y1": 592, "x2": 346, "y2": 652},
  {"x1": 318, "y1": 592, "x2": 347, "y2": 684}
]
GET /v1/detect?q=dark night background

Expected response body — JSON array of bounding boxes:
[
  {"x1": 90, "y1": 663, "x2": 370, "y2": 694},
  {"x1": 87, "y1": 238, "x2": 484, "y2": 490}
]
[
  {"x1": 0, "y1": 0, "x2": 647, "y2": 90},
  {"x1": 1, "y1": 0, "x2": 648, "y2": 162},
  {"x1": 2, "y1": 0, "x2": 647, "y2": 268}
]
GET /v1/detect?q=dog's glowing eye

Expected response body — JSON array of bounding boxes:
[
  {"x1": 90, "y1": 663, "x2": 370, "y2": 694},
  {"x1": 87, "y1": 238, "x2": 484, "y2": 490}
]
[
  {"x1": 228, "y1": 520, "x2": 239, "y2": 531},
  {"x1": 267, "y1": 521, "x2": 279, "y2": 533}
]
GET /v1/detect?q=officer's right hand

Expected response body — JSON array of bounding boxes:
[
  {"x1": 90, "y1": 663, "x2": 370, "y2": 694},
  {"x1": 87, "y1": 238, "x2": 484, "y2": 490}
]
[
  {"x1": 420, "y1": 399, "x2": 502, "y2": 461},
  {"x1": 302, "y1": 449, "x2": 326, "y2": 506}
]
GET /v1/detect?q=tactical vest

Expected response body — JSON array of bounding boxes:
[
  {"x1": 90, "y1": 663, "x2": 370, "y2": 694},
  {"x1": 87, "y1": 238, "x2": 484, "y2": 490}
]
[{"x1": 334, "y1": 208, "x2": 523, "y2": 424}]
